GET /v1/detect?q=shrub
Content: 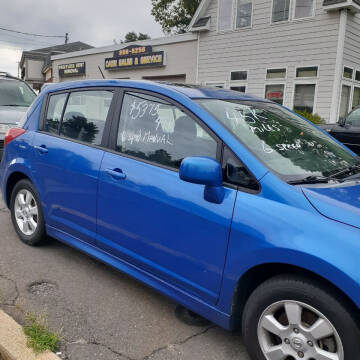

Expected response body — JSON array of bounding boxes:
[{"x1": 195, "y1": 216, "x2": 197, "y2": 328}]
[{"x1": 293, "y1": 110, "x2": 325, "y2": 125}]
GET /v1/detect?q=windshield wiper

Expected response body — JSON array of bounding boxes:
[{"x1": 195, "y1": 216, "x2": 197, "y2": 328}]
[
  {"x1": 327, "y1": 163, "x2": 360, "y2": 179},
  {"x1": 1, "y1": 104, "x2": 25, "y2": 107},
  {"x1": 287, "y1": 175, "x2": 340, "y2": 185}
]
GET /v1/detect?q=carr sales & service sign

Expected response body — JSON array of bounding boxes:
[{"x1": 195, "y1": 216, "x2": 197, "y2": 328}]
[
  {"x1": 105, "y1": 45, "x2": 165, "y2": 71},
  {"x1": 59, "y1": 62, "x2": 86, "y2": 77}
]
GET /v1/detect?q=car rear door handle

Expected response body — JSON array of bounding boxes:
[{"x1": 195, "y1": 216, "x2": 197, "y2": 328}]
[
  {"x1": 34, "y1": 145, "x2": 48, "y2": 154},
  {"x1": 106, "y1": 168, "x2": 126, "y2": 180}
]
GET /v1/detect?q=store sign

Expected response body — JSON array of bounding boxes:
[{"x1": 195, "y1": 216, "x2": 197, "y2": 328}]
[
  {"x1": 267, "y1": 91, "x2": 283, "y2": 99},
  {"x1": 59, "y1": 62, "x2": 85, "y2": 77},
  {"x1": 105, "y1": 45, "x2": 165, "y2": 71}
]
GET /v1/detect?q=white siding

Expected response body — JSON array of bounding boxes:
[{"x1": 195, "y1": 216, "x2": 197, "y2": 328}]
[
  {"x1": 198, "y1": 0, "x2": 340, "y2": 121},
  {"x1": 344, "y1": 12, "x2": 360, "y2": 71}
]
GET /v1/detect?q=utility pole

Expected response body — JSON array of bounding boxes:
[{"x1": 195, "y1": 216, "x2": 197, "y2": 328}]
[{"x1": 65, "y1": 33, "x2": 69, "y2": 44}]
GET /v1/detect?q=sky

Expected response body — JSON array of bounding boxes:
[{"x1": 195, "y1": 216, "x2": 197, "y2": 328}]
[{"x1": 0, "y1": 0, "x2": 164, "y2": 76}]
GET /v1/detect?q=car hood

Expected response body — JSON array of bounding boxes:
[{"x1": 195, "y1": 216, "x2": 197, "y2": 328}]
[
  {"x1": 302, "y1": 182, "x2": 360, "y2": 229},
  {"x1": 0, "y1": 106, "x2": 28, "y2": 124}
]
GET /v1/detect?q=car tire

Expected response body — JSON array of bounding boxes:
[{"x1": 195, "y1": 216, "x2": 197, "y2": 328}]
[
  {"x1": 10, "y1": 179, "x2": 47, "y2": 246},
  {"x1": 242, "y1": 274, "x2": 360, "y2": 360}
]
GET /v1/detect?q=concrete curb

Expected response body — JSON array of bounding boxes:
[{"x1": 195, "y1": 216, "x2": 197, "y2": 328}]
[{"x1": 0, "y1": 310, "x2": 60, "y2": 360}]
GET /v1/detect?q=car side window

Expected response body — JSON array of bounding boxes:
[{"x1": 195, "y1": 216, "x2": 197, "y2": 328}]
[
  {"x1": 346, "y1": 108, "x2": 360, "y2": 127},
  {"x1": 222, "y1": 146, "x2": 259, "y2": 191},
  {"x1": 60, "y1": 90, "x2": 114, "y2": 146},
  {"x1": 44, "y1": 93, "x2": 67, "y2": 134},
  {"x1": 116, "y1": 92, "x2": 218, "y2": 169}
]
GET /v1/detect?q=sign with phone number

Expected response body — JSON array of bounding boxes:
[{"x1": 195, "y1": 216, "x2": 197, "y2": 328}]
[{"x1": 105, "y1": 45, "x2": 165, "y2": 71}]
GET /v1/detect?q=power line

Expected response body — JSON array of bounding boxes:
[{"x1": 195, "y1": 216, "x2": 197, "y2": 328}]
[
  {"x1": 0, "y1": 26, "x2": 65, "y2": 39},
  {"x1": 0, "y1": 32, "x2": 59, "y2": 46}
]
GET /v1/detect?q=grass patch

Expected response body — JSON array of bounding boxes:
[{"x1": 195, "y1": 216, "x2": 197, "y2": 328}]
[{"x1": 23, "y1": 313, "x2": 60, "y2": 353}]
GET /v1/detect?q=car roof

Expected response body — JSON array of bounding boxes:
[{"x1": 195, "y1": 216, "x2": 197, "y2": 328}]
[{"x1": 41, "y1": 79, "x2": 269, "y2": 102}]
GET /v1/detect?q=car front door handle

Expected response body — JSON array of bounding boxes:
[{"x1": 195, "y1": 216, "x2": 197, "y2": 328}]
[
  {"x1": 34, "y1": 145, "x2": 48, "y2": 154},
  {"x1": 106, "y1": 168, "x2": 126, "y2": 180}
]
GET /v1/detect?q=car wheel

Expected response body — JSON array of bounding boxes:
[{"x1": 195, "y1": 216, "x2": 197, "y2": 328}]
[
  {"x1": 10, "y1": 179, "x2": 46, "y2": 246},
  {"x1": 242, "y1": 274, "x2": 360, "y2": 360}
]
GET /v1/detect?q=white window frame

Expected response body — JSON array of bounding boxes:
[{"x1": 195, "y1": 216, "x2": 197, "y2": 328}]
[
  {"x1": 294, "y1": 65, "x2": 319, "y2": 80},
  {"x1": 217, "y1": 0, "x2": 254, "y2": 32},
  {"x1": 343, "y1": 65, "x2": 354, "y2": 81},
  {"x1": 265, "y1": 67, "x2": 288, "y2": 81},
  {"x1": 229, "y1": 69, "x2": 248, "y2": 82},
  {"x1": 270, "y1": 0, "x2": 291, "y2": 24},
  {"x1": 264, "y1": 83, "x2": 286, "y2": 105},
  {"x1": 230, "y1": 84, "x2": 248, "y2": 93},
  {"x1": 338, "y1": 81, "x2": 353, "y2": 119},
  {"x1": 234, "y1": 0, "x2": 254, "y2": 29},
  {"x1": 205, "y1": 81, "x2": 227, "y2": 88},
  {"x1": 217, "y1": 0, "x2": 235, "y2": 33},
  {"x1": 292, "y1": 0, "x2": 315, "y2": 21},
  {"x1": 291, "y1": 79, "x2": 318, "y2": 114},
  {"x1": 354, "y1": 69, "x2": 360, "y2": 83}
]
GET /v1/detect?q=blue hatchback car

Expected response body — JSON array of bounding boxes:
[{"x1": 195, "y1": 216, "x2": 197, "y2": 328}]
[{"x1": 1, "y1": 80, "x2": 360, "y2": 360}]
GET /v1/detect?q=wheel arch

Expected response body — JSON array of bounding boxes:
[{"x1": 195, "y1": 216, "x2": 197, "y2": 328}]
[
  {"x1": 229, "y1": 262, "x2": 360, "y2": 331},
  {"x1": 5, "y1": 171, "x2": 32, "y2": 207}
]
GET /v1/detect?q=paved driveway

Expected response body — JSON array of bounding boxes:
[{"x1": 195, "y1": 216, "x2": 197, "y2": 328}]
[{"x1": 0, "y1": 199, "x2": 250, "y2": 360}]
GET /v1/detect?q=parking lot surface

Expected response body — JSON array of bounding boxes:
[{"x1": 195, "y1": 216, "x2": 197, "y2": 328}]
[{"x1": 0, "y1": 199, "x2": 250, "y2": 360}]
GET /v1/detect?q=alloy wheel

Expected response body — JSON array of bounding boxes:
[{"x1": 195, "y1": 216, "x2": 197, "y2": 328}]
[
  {"x1": 257, "y1": 300, "x2": 344, "y2": 360},
  {"x1": 14, "y1": 189, "x2": 38, "y2": 236}
]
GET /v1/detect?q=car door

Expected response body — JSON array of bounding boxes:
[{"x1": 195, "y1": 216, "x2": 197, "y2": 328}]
[
  {"x1": 96, "y1": 90, "x2": 237, "y2": 304},
  {"x1": 32, "y1": 88, "x2": 116, "y2": 245},
  {"x1": 331, "y1": 108, "x2": 360, "y2": 155}
]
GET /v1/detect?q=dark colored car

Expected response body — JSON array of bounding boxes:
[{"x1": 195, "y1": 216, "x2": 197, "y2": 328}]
[
  {"x1": 0, "y1": 72, "x2": 36, "y2": 155},
  {"x1": 320, "y1": 107, "x2": 360, "y2": 154}
]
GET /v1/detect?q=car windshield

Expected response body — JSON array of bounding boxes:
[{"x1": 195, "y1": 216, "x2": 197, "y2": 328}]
[
  {"x1": 0, "y1": 79, "x2": 36, "y2": 107},
  {"x1": 196, "y1": 99, "x2": 359, "y2": 181}
]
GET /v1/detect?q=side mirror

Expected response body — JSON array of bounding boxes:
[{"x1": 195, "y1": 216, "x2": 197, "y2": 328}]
[
  {"x1": 338, "y1": 117, "x2": 345, "y2": 126},
  {"x1": 179, "y1": 156, "x2": 224, "y2": 204},
  {"x1": 345, "y1": 120, "x2": 352, "y2": 129}
]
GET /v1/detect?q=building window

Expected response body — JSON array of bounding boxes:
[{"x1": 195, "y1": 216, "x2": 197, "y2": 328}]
[
  {"x1": 339, "y1": 85, "x2": 351, "y2": 118},
  {"x1": 294, "y1": 0, "x2": 314, "y2": 18},
  {"x1": 296, "y1": 66, "x2": 318, "y2": 78},
  {"x1": 218, "y1": 0, "x2": 233, "y2": 31},
  {"x1": 293, "y1": 84, "x2": 316, "y2": 113},
  {"x1": 205, "y1": 82, "x2": 226, "y2": 88},
  {"x1": 355, "y1": 71, "x2": 360, "y2": 82},
  {"x1": 272, "y1": 0, "x2": 290, "y2": 22},
  {"x1": 231, "y1": 71, "x2": 247, "y2": 81},
  {"x1": 236, "y1": 0, "x2": 252, "y2": 28},
  {"x1": 266, "y1": 68, "x2": 286, "y2": 79},
  {"x1": 231, "y1": 86, "x2": 246, "y2": 92},
  {"x1": 343, "y1": 67, "x2": 353, "y2": 80},
  {"x1": 352, "y1": 87, "x2": 360, "y2": 109},
  {"x1": 265, "y1": 84, "x2": 285, "y2": 104}
]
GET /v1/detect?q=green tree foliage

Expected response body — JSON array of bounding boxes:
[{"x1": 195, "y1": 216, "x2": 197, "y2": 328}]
[
  {"x1": 123, "y1": 32, "x2": 151, "y2": 43},
  {"x1": 151, "y1": 0, "x2": 201, "y2": 33}
]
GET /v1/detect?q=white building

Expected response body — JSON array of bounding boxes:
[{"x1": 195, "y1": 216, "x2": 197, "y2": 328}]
[{"x1": 189, "y1": 0, "x2": 360, "y2": 122}]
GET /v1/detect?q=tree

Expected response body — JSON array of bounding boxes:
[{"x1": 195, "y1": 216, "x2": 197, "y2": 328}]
[
  {"x1": 151, "y1": 0, "x2": 201, "y2": 34},
  {"x1": 123, "y1": 32, "x2": 151, "y2": 43}
]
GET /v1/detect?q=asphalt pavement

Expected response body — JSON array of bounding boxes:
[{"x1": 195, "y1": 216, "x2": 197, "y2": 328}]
[{"x1": 0, "y1": 199, "x2": 250, "y2": 360}]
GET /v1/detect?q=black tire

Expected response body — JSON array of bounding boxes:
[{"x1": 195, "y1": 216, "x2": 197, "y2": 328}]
[
  {"x1": 10, "y1": 179, "x2": 47, "y2": 246},
  {"x1": 242, "y1": 274, "x2": 360, "y2": 360}
]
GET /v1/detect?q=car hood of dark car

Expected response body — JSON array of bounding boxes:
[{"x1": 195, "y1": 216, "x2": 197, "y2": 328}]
[
  {"x1": 302, "y1": 182, "x2": 360, "y2": 229},
  {"x1": 0, "y1": 106, "x2": 28, "y2": 124},
  {"x1": 318, "y1": 124, "x2": 337, "y2": 132}
]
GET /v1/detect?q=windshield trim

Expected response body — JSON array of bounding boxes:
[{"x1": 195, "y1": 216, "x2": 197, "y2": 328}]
[{"x1": 195, "y1": 98, "x2": 359, "y2": 184}]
